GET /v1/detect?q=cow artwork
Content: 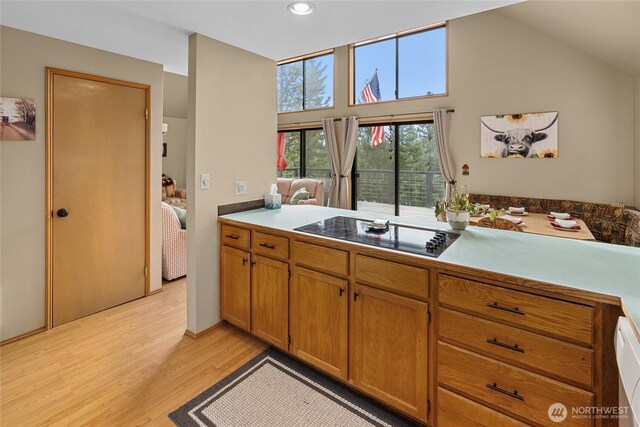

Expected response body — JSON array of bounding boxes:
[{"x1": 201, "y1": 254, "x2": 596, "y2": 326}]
[{"x1": 480, "y1": 112, "x2": 558, "y2": 159}]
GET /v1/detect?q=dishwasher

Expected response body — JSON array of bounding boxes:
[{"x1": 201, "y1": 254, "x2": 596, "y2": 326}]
[{"x1": 616, "y1": 316, "x2": 640, "y2": 427}]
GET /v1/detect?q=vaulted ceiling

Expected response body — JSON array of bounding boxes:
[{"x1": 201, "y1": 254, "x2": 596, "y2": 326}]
[
  {"x1": 499, "y1": 1, "x2": 640, "y2": 76},
  {"x1": 0, "y1": 1, "x2": 519, "y2": 75}
]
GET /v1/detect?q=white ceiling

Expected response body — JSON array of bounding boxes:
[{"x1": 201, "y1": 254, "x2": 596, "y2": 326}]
[
  {"x1": 499, "y1": 1, "x2": 640, "y2": 76},
  {"x1": 0, "y1": 0, "x2": 520, "y2": 75}
]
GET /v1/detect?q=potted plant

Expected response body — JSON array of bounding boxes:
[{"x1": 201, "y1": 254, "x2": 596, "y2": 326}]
[{"x1": 439, "y1": 190, "x2": 477, "y2": 230}]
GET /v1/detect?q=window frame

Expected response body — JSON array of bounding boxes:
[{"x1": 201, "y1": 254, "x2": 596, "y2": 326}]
[
  {"x1": 277, "y1": 127, "x2": 325, "y2": 178},
  {"x1": 352, "y1": 120, "x2": 441, "y2": 216},
  {"x1": 348, "y1": 22, "x2": 448, "y2": 107},
  {"x1": 277, "y1": 49, "x2": 336, "y2": 114}
]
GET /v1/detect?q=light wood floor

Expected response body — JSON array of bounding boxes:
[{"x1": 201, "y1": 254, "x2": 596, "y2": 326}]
[{"x1": 0, "y1": 279, "x2": 267, "y2": 426}]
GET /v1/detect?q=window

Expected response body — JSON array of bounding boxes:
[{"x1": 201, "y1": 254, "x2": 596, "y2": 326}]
[
  {"x1": 277, "y1": 52, "x2": 334, "y2": 113},
  {"x1": 352, "y1": 24, "x2": 446, "y2": 104},
  {"x1": 277, "y1": 129, "x2": 330, "y2": 205},
  {"x1": 352, "y1": 122, "x2": 445, "y2": 219}
]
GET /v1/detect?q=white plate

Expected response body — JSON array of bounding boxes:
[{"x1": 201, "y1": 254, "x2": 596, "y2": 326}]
[
  {"x1": 550, "y1": 212, "x2": 572, "y2": 220},
  {"x1": 551, "y1": 222, "x2": 581, "y2": 232},
  {"x1": 505, "y1": 210, "x2": 529, "y2": 216}
]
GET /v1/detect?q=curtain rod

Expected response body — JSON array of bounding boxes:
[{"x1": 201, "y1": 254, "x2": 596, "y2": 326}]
[{"x1": 280, "y1": 109, "x2": 454, "y2": 127}]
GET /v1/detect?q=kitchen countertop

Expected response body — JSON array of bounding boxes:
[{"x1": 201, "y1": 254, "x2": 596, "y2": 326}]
[{"x1": 220, "y1": 205, "x2": 640, "y2": 337}]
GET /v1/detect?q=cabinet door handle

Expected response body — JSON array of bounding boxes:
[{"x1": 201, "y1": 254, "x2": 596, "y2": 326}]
[
  {"x1": 486, "y1": 338, "x2": 525, "y2": 353},
  {"x1": 486, "y1": 302, "x2": 525, "y2": 316},
  {"x1": 251, "y1": 260, "x2": 256, "y2": 268},
  {"x1": 486, "y1": 383, "x2": 524, "y2": 401},
  {"x1": 225, "y1": 234, "x2": 239, "y2": 240},
  {"x1": 259, "y1": 243, "x2": 275, "y2": 250},
  {"x1": 242, "y1": 257, "x2": 248, "y2": 266},
  {"x1": 339, "y1": 288, "x2": 344, "y2": 297},
  {"x1": 353, "y1": 292, "x2": 359, "y2": 301}
]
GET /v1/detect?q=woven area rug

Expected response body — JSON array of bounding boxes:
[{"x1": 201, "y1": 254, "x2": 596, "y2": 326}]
[{"x1": 169, "y1": 347, "x2": 418, "y2": 427}]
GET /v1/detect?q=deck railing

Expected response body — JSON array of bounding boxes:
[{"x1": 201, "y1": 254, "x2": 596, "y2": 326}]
[{"x1": 277, "y1": 168, "x2": 444, "y2": 208}]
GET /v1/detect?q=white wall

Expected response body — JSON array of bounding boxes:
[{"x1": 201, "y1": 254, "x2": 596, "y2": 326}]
[
  {"x1": 187, "y1": 34, "x2": 276, "y2": 334},
  {"x1": 635, "y1": 77, "x2": 640, "y2": 208},
  {"x1": 0, "y1": 26, "x2": 164, "y2": 341},
  {"x1": 279, "y1": 9, "x2": 635, "y2": 206},
  {"x1": 163, "y1": 72, "x2": 188, "y2": 119},
  {"x1": 162, "y1": 117, "x2": 187, "y2": 188},
  {"x1": 162, "y1": 72, "x2": 188, "y2": 187}
]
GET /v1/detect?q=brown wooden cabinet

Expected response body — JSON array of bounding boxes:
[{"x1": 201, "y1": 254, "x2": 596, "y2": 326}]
[
  {"x1": 351, "y1": 283, "x2": 428, "y2": 421},
  {"x1": 251, "y1": 255, "x2": 289, "y2": 350},
  {"x1": 219, "y1": 220, "x2": 617, "y2": 427},
  {"x1": 220, "y1": 245, "x2": 251, "y2": 330},
  {"x1": 290, "y1": 266, "x2": 348, "y2": 380}
]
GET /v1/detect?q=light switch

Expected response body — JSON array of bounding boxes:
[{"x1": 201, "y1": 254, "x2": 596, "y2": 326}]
[
  {"x1": 235, "y1": 181, "x2": 247, "y2": 195},
  {"x1": 200, "y1": 173, "x2": 210, "y2": 190}
]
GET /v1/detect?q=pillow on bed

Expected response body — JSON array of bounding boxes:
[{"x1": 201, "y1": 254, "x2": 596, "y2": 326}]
[{"x1": 170, "y1": 205, "x2": 187, "y2": 229}]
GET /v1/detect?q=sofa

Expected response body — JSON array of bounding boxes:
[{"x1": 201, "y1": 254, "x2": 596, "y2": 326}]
[
  {"x1": 469, "y1": 193, "x2": 640, "y2": 247},
  {"x1": 161, "y1": 202, "x2": 186, "y2": 280},
  {"x1": 162, "y1": 174, "x2": 186, "y2": 209},
  {"x1": 277, "y1": 178, "x2": 325, "y2": 206}
]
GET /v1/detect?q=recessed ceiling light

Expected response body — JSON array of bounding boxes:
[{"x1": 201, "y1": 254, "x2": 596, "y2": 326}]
[{"x1": 288, "y1": 2, "x2": 315, "y2": 16}]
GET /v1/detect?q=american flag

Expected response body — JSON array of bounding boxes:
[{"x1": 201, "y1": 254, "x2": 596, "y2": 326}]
[{"x1": 361, "y1": 71, "x2": 384, "y2": 148}]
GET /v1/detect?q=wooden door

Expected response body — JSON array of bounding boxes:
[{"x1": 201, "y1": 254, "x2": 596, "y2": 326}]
[
  {"x1": 291, "y1": 267, "x2": 348, "y2": 380},
  {"x1": 220, "y1": 246, "x2": 251, "y2": 330},
  {"x1": 351, "y1": 284, "x2": 428, "y2": 421},
  {"x1": 251, "y1": 255, "x2": 288, "y2": 350},
  {"x1": 49, "y1": 69, "x2": 148, "y2": 327}
]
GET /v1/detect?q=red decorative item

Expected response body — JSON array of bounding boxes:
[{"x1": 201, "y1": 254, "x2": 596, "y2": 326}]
[
  {"x1": 276, "y1": 133, "x2": 288, "y2": 171},
  {"x1": 462, "y1": 164, "x2": 470, "y2": 176}
]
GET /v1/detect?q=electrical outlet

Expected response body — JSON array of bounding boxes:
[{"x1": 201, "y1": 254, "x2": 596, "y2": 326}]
[
  {"x1": 235, "y1": 181, "x2": 247, "y2": 195},
  {"x1": 200, "y1": 173, "x2": 210, "y2": 190}
]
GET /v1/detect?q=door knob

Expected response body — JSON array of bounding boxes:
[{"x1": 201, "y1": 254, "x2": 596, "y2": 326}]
[{"x1": 56, "y1": 208, "x2": 69, "y2": 218}]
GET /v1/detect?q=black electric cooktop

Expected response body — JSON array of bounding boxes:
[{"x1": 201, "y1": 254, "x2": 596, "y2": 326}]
[{"x1": 293, "y1": 216, "x2": 459, "y2": 258}]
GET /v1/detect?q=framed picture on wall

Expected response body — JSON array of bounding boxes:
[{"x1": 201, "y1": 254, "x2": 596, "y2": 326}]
[
  {"x1": 480, "y1": 112, "x2": 558, "y2": 158},
  {"x1": 0, "y1": 97, "x2": 36, "y2": 141}
]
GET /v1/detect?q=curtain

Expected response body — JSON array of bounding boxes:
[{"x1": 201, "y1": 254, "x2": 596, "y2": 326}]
[
  {"x1": 323, "y1": 117, "x2": 359, "y2": 208},
  {"x1": 276, "y1": 133, "x2": 287, "y2": 171},
  {"x1": 433, "y1": 109, "x2": 456, "y2": 200}
]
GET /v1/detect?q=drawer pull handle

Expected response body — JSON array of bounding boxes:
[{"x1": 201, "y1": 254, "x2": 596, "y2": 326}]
[
  {"x1": 486, "y1": 383, "x2": 524, "y2": 401},
  {"x1": 486, "y1": 338, "x2": 525, "y2": 353},
  {"x1": 259, "y1": 243, "x2": 275, "y2": 249},
  {"x1": 486, "y1": 302, "x2": 525, "y2": 316},
  {"x1": 225, "y1": 234, "x2": 240, "y2": 240}
]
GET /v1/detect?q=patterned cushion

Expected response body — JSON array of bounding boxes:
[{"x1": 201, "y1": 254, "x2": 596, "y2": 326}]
[
  {"x1": 163, "y1": 197, "x2": 186, "y2": 210},
  {"x1": 162, "y1": 174, "x2": 177, "y2": 197},
  {"x1": 623, "y1": 209, "x2": 640, "y2": 247},
  {"x1": 469, "y1": 193, "x2": 635, "y2": 245}
]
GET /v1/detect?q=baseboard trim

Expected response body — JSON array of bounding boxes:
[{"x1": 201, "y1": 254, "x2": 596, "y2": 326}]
[
  {"x1": 147, "y1": 287, "x2": 163, "y2": 296},
  {"x1": 1, "y1": 327, "x2": 46, "y2": 347},
  {"x1": 184, "y1": 321, "x2": 225, "y2": 339}
]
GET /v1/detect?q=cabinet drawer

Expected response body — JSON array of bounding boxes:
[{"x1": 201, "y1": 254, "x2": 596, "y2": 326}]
[
  {"x1": 221, "y1": 224, "x2": 250, "y2": 250},
  {"x1": 438, "y1": 387, "x2": 528, "y2": 427},
  {"x1": 439, "y1": 308, "x2": 593, "y2": 387},
  {"x1": 355, "y1": 255, "x2": 428, "y2": 300},
  {"x1": 253, "y1": 232, "x2": 289, "y2": 260},
  {"x1": 438, "y1": 342, "x2": 593, "y2": 427},
  {"x1": 438, "y1": 275, "x2": 593, "y2": 345},
  {"x1": 293, "y1": 241, "x2": 348, "y2": 277}
]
